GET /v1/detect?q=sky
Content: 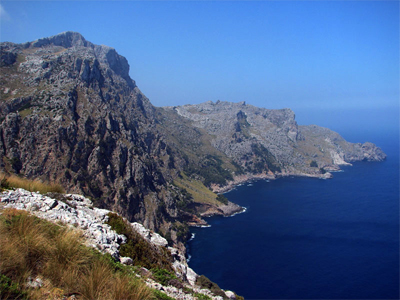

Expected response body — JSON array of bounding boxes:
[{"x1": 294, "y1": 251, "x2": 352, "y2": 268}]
[{"x1": 0, "y1": 0, "x2": 399, "y2": 140}]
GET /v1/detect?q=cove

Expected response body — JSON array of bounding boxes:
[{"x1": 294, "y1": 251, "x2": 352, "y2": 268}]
[{"x1": 187, "y1": 139, "x2": 399, "y2": 299}]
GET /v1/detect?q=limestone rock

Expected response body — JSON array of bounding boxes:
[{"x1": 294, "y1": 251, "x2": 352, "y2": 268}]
[
  {"x1": 225, "y1": 290, "x2": 237, "y2": 299},
  {"x1": 120, "y1": 256, "x2": 134, "y2": 265}
]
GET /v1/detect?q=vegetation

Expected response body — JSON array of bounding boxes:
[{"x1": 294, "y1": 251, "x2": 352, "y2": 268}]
[
  {"x1": 0, "y1": 274, "x2": 28, "y2": 300},
  {"x1": 250, "y1": 143, "x2": 281, "y2": 174},
  {"x1": 106, "y1": 213, "x2": 174, "y2": 272},
  {"x1": 173, "y1": 173, "x2": 221, "y2": 206},
  {"x1": 195, "y1": 275, "x2": 227, "y2": 299},
  {"x1": 0, "y1": 172, "x2": 64, "y2": 194},
  {"x1": 153, "y1": 290, "x2": 175, "y2": 300},
  {"x1": 216, "y1": 194, "x2": 228, "y2": 205},
  {"x1": 172, "y1": 222, "x2": 191, "y2": 242},
  {"x1": 150, "y1": 268, "x2": 177, "y2": 286},
  {"x1": 0, "y1": 208, "x2": 153, "y2": 300},
  {"x1": 193, "y1": 292, "x2": 212, "y2": 300},
  {"x1": 184, "y1": 154, "x2": 233, "y2": 187},
  {"x1": 310, "y1": 160, "x2": 318, "y2": 168}
]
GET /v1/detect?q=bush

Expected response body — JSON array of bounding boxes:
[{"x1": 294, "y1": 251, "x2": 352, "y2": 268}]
[
  {"x1": 0, "y1": 274, "x2": 28, "y2": 300},
  {"x1": 150, "y1": 268, "x2": 177, "y2": 286},
  {"x1": 106, "y1": 213, "x2": 174, "y2": 271},
  {"x1": 310, "y1": 160, "x2": 318, "y2": 168},
  {"x1": 153, "y1": 289, "x2": 175, "y2": 300},
  {"x1": 195, "y1": 275, "x2": 227, "y2": 299},
  {"x1": 193, "y1": 292, "x2": 212, "y2": 300}
]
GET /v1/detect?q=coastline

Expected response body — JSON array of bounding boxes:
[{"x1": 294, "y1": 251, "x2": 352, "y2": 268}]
[{"x1": 211, "y1": 171, "x2": 333, "y2": 194}]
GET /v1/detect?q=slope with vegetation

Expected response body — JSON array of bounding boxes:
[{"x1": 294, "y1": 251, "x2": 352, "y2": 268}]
[{"x1": 0, "y1": 175, "x2": 241, "y2": 299}]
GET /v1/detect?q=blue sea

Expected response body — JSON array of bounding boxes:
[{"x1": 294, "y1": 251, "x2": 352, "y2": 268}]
[{"x1": 187, "y1": 130, "x2": 399, "y2": 299}]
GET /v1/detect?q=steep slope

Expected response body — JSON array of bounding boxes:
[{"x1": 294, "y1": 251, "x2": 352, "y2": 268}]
[{"x1": 0, "y1": 32, "x2": 188, "y2": 242}]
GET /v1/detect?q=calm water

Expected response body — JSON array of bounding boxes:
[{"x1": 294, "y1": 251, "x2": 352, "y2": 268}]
[{"x1": 187, "y1": 133, "x2": 399, "y2": 299}]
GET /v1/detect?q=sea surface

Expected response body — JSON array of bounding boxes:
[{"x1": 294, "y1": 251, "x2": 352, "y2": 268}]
[{"x1": 187, "y1": 131, "x2": 399, "y2": 299}]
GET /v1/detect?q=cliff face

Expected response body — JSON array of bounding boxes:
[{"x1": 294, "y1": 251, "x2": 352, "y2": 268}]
[
  {"x1": 0, "y1": 32, "x2": 181, "y2": 235},
  {"x1": 0, "y1": 32, "x2": 386, "y2": 237}
]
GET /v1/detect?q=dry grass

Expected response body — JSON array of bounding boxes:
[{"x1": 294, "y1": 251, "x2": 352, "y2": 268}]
[
  {"x1": 0, "y1": 172, "x2": 64, "y2": 194},
  {"x1": 0, "y1": 208, "x2": 154, "y2": 300}
]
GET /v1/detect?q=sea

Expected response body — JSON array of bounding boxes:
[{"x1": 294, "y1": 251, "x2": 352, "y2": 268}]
[{"x1": 187, "y1": 128, "x2": 399, "y2": 299}]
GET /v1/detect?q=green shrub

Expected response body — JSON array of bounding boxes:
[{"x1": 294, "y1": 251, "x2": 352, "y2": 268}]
[
  {"x1": 0, "y1": 274, "x2": 28, "y2": 300},
  {"x1": 106, "y1": 213, "x2": 174, "y2": 271},
  {"x1": 193, "y1": 292, "x2": 212, "y2": 300},
  {"x1": 195, "y1": 275, "x2": 227, "y2": 299},
  {"x1": 153, "y1": 289, "x2": 175, "y2": 300},
  {"x1": 151, "y1": 267, "x2": 177, "y2": 286}
]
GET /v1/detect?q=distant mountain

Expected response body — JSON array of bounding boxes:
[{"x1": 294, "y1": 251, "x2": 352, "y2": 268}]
[
  {"x1": 162, "y1": 101, "x2": 386, "y2": 191},
  {"x1": 0, "y1": 32, "x2": 386, "y2": 248}
]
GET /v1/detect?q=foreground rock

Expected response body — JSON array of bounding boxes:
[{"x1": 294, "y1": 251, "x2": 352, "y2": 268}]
[{"x1": 0, "y1": 188, "x2": 236, "y2": 300}]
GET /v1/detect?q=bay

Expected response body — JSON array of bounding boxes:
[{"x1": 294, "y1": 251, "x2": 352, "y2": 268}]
[{"x1": 187, "y1": 134, "x2": 399, "y2": 299}]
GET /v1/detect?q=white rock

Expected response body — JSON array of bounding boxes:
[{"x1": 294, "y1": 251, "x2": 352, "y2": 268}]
[
  {"x1": 225, "y1": 290, "x2": 236, "y2": 299},
  {"x1": 186, "y1": 266, "x2": 198, "y2": 286},
  {"x1": 120, "y1": 256, "x2": 133, "y2": 265}
]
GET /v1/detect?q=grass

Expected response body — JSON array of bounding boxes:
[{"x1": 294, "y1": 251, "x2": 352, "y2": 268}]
[
  {"x1": 0, "y1": 208, "x2": 154, "y2": 300},
  {"x1": 0, "y1": 172, "x2": 64, "y2": 194},
  {"x1": 173, "y1": 173, "x2": 220, "y2": 206}
]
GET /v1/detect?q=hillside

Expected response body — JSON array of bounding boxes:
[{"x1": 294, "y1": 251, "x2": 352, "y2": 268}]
[
  {"x1": 0, "y1": 32, "x2": 386, "y2": 247},
  {"x1": 0, "y1": 188, "x2": 239, "y2": 299},
  {"x1": 161, "y1": 101, "x2": 386, "y2": 191}
]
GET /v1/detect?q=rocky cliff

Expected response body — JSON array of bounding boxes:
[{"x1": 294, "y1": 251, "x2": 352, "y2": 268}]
[
  {"x1": 165, "y1": 100, "x2": 386, "y2": 191},
  {"x1": 0, "y1": 32, "x2": 193, "y2": 247},
  {"x1": 0, "y1": 32, "x2": 386, "y2": 243}
]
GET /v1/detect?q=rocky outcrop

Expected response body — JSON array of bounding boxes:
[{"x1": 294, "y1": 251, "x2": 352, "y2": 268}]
[
  {"x1": 0, "y1": 188, "x2": 126, "y2": 258},
  {"x1": 0, "y1": 188, "x2": 237, "y2": 299}
]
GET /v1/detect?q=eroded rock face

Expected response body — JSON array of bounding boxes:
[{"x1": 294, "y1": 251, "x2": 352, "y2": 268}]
[{"x1": 0, "y1": 32, "x2": 180, "y2": 234}]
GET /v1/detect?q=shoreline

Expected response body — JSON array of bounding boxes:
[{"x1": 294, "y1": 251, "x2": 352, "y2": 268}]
[{"x1": 211, "y1": 171, "x2": 333, "y2": 194}]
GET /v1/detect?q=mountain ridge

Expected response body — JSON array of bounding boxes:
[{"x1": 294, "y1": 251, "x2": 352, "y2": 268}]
[{"x1": 0, "y1": 31, "x2": 386, "y2": 248}]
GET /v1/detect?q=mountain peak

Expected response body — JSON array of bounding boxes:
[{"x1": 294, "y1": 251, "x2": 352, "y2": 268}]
[{"x1": 30, "y1": 31, "x2": 91, "y2": 48}]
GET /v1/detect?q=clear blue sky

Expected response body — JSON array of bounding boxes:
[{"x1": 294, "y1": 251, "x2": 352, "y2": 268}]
[{"x1": 1, "y1": 1, "x2": 399, "y2": 138}]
